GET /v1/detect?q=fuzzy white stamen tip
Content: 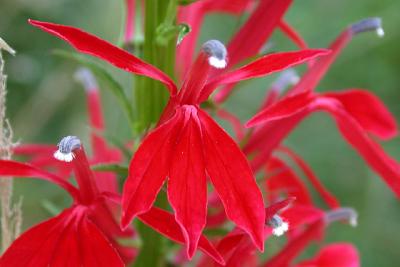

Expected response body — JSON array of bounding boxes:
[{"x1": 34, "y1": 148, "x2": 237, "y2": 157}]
[
  {"x1": 272, "y1": 222, "x2": 289, "y2": 236},
  {"x1": 54, "y1": 136, "x2": 81, "y2": 162},
  {"x1": 53, "y1": 150, "x2": 75, "y2": 162},
  {"x1": 376, "y1": 27, "x2": 385, "y2": 37},
  {"x1": 202, "y1": 40, "x2": 227, "y2": 69},
  {"x1": 208, "y1": 56, "x2": 227, "y2": 69},
  {"x1": 268, "y1": 215, "x2": 289, "y2": 237}
]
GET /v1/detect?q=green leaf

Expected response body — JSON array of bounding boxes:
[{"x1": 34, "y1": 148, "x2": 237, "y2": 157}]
[
  {"x1": 52, "y1": 50, "x2": 136, "y2": 133},
  {"x1": 176, "y1": 23, "x2": 191, "y2": 45},
  {"x1": 91, "y1": 163, "x2": 129, "y2": 177},
  {"x1": 156, "y1": 23, "x2": 191, "y2": 46}
]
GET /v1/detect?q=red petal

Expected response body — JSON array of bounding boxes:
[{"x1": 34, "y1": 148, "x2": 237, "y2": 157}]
[
  {"x1": 0, "y1": 206, "x2": 124, "y2": 267},
  {"x1": 79, "y1": 217, "x2": 126, "y2": 266},
  {"x1": 199, "y1": 109, "x2": 265, "y2": 251},
  {"x1": 265, "y1": 157, "x2": 313, "y2": 206},
  {"x1": 202, "y1": 0, "x2": 251, "y2": 14},
  {"x1": 0, "y1": 160, "x2": 79, "y2": 199},
  {"x1": 296, "y1": 243, "x2": 359, "y2": 267},
  {"x1": 265, "y1": 197, "x2": 296, "y2": 221},
  {"x1": 29, "y1": 19, "x2": 177, "y2": 95},
  {"x1": 12, "y1": 144, "x2": 73, "y2": 177},
  {"x1": 201, "y1": 49, "x2": 329, "y2": 102},
  {"x1": 282, "y1": 205, "x2": 325, "y2": 229},
  {"x1": 86, "y1": 89, "x2": 104, "y2": 130},
  {"x1": 121, "y1": 113, "x2": 181, "y2": 228},
  {"x1": 168, "y1": 107, "x2": 207, "y2": 258},
  {"x1": 13, "y1": 144, "x2": 56, "y2": 155},
  {"x1": 324, "y1": 89, "x2": 398, "y2": 140},
  {"x1": 247, "y1": 93, "x2": 400, "y2": 197},
  {"x1": 216, "y1": 108, "x2": 245, "y2": 141},
  {"x1": 71, "y1": 147, "x2": 100, "y2": 204},
  {"x1": 246, "y1": 91, "x2": 314, "y2": 127},
  {"x1": 138, "y1": 207, "x2": 225, "y2": 265},
  {"x1": 178, "y1": 52, "x2": 214, "y2": 104},
  {"x1": 264, "y1": 220, "x2": 325, "y2": 267},
  {"x1": 278, "y1": 146, "x2": 340, "y2": 209},
  {"x1": 290, "y1": 30, "x2": 352, "y2": 95},
  {"x1": 314, "y1": 97, "x2": 400, "y2": 197},
  {"x1": 226, "y1": 0, "x2": 293, "y2": 67},
  {"x1": 177, "y1": 0, "x2": 250, "y2": 78},
  {"x1": 278, "y1": 20, "x2": 308, "y2": 50},
  {"x1": 247, "y1": 113, "x2": 306, "y2": 172}
]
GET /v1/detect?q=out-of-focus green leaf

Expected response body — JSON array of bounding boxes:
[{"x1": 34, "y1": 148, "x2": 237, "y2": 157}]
[{"x1": 52, "y1": 49, "x2": 136, "y2": 133}]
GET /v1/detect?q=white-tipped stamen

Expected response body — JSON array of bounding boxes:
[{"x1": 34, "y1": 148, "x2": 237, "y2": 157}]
[
  {"x1": 208, "y1": 56, "x2": 227, "y2": 69},
  {"x1": 324, "y1": 207, "x2": 358, "y2": 227},
  {"x1": 202, "y1": 40, "x2": 227, "y2": 69},
  {"x1": 74, "y1": 68, "x2": 98, "y2": 91},
  {"x1": 54, "y1": 136, "x2": 81, "y2": 162},
  {"x1": 267, "y1": 214, "x2": 289, "y2": 236},
  {"x1": 350, "y1": 17, "x2": 384, "y2": 38},
  {"x1": 272, "y1": 69, "x2": 300, "y2": 93}
]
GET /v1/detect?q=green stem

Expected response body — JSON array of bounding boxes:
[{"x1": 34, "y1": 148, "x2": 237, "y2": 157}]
[
  {"x1": 133, "y1": 192, "x2": 169, "y2": 267},
  {"x1": 134, "y1": 0, "x2": 176, "y2": 132},
  {"x1": 132, "y1": 0, "x2": 177, "y2": 266}
]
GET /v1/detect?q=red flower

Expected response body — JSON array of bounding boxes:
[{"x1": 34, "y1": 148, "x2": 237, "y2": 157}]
[
  {"x1": 0, "y1": 136, "x2": 224, "y2": 266},
  {"x1": 296, "y1": 243, "x2": 360, "y2": 267},
  {"x1": 28, "y1": 19, "x2": 328, "y2": 258},
  {"x1": 243, "y1": 18, "x2": 400, "y2": 197},
  {"x1": 198, "y1": 198, "x2": 295, "y2": 267}
]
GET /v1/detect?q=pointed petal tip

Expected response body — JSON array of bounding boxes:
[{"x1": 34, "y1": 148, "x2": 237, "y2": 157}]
[
  {"x1": 120, "y1": 215, "x2": 131, "y2": 231},
  {"x1": 350, "y1": 17, "x2": 384, "y2": 38}
]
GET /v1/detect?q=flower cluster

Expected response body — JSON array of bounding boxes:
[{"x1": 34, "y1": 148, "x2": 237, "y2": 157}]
[{"x1": 0, "y1": 0, "x2": 398, "y2": 266}]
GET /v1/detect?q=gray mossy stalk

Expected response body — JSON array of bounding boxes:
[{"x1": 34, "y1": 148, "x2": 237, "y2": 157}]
[{"x1": 0, "y1": 38, "x2": 22, "y2": 253}]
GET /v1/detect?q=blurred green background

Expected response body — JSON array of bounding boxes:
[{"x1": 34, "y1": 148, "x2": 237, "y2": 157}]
[{"x1": 0, "y1": 0, "x2": 399, "y2": 266}]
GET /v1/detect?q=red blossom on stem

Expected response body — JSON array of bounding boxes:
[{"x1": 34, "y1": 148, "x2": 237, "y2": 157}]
[
  {"x1": 241, "y1": 18, "x2": 400, "y2": 197},
  {"x1": 0, "y1": 136, "x2": 224, "y2": 266},
  {"x1": 28, "y1": 19, "x2": 327, "y2": 259}
]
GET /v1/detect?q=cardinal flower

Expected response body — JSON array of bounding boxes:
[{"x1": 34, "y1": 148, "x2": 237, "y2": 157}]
[
  {"x1": 243, "y1": 18, "x2": 400, "y2": 197},
  {"x1": 198, "y1": 197, "x2": 295, "y2": 267},
  {"x1": 0, "y1": 136, "x2": 224, "y2": 266},
  {"x1": 265, "y1": 207, "x2": 358, "y2": 267},
  {"x1": 28, "y1": 18, "x2": 328, "y2": 258}
]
